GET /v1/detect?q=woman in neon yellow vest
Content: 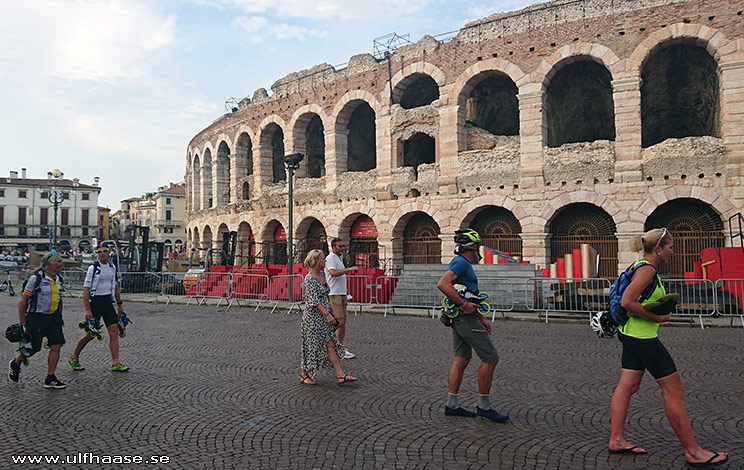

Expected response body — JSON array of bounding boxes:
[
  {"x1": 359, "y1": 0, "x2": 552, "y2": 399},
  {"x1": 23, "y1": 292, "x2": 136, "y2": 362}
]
[{"x1": 608, "y1": 228, "x2": 728, "y2": 468}]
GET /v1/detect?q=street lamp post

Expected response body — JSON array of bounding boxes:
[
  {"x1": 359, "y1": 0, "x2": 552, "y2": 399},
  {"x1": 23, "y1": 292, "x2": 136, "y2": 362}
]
[
  {"x1": 284, "y1": 153, "x2": 304, "y2": 302},
  {"x1": 48, "y1": 169, "x2": 64, "y2": 251}
]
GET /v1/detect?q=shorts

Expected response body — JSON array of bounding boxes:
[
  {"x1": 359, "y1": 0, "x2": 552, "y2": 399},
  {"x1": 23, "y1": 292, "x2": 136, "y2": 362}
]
[
  {"x1": 451, "y1": 314, "x2": 499, "y2": 363},
  {"x1": 91, "y1": 295, "x2": 118, "y2": 327},
  {"x1": 329, "y1": 295, "x2": 348, "y2": 319},
  {"x1": 618, "y1": 332, "x2": 677, "y2": 379},
  {"x1": 25, "y1": 311, "x2": 65, "y2": 355}
]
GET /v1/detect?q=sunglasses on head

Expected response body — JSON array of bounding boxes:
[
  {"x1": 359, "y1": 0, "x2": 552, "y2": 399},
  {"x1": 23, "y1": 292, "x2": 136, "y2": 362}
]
[
  {"x1": 96, "y1": 248, "x2": 110, "y2": 253},
  {"x1": 654, "y1": 227, "x2": 669, "y2": 251}
]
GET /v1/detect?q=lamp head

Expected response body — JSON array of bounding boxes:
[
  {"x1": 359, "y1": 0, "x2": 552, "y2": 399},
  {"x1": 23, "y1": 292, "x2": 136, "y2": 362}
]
[
  {"x1": 51, "y1": 169, "x2": 63, "y2": 178},
  {"x1": 283, "y1": 152, "x2": 304, "y2": 169}
]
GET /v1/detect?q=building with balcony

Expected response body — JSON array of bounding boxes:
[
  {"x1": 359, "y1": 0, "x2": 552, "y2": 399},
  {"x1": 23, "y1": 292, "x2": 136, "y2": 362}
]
[
  {"x1": 0, "y1": 168, "x2": 101, "y2": 251},
  {"x1": 152, "y1": 183, "x2": 187, "y2": 253}
]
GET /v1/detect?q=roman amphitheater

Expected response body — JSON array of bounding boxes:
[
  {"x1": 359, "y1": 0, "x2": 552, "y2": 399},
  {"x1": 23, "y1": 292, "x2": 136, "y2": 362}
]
[{"x1": 185, "y1": 0, "x2": 743, "y2": 278}]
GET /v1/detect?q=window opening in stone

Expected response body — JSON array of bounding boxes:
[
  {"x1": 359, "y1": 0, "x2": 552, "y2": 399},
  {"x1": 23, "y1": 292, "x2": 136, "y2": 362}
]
[
  {"x1": 466, "y1": 73, "x2": 519, "y2": 136},
  {"x1": 237, "y1": 221, "x2": 255, "y2": 266},
  {"x1": 398, "y1": 74, "x2": 439, "y2": 109},
  {"x1": 202, "y1": 149, "x2": 213, "y2": 208},
  {"x1": 217, "y1": 141, "x2": 231, "y2": 205},
  {"x1": 192, "y1": 155, "x2": 201, "y2": 210},
  {"x1": 267, "y1": 124, "x2": 285, "y2": 183},
  {"x1": 549, "y1": 202, "x2": 618, "y2": 278},
  {"x1": 470, "y1": 206, "x2": 523, "y2": 261},
  {"x1": 403, "y1": 132, "x2": 435, "y2": 180},
  {"x1": 641, "y1": 44, "x2": 719, "y2": 148},
  {"x1": 242, "y1": 182, "x2": 250, "y2": 200},
  {"x1": 403, "y1": 212, "x2": 441, "y2": 264},
  {"x1": 347, "y1": 103, "x2": 376, "y2": 172},
  {"x1": 202, "y1": 225, "x2": 213, "y2": 249},
  {"x1": 306, "y1": 115, "x2": 325, "y2": 178},
  {"x1": 644, "y1": 198, "x2": 724, "y2": 278},
  {"x1": 236, "y1": 132, "x2": 253, "y2": 177},
  {"x1": 546, "y1": 60, "x2": 615, "y2": 147}
]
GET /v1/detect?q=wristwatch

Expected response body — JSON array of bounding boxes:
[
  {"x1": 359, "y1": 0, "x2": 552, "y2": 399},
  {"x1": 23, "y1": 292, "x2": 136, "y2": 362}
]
[
  {"x1": 459, "y1": 299, "x2": 467, "y2": 308},
  {"x1": 117, "y1": 301, "x2": 123, "y2": 305}
]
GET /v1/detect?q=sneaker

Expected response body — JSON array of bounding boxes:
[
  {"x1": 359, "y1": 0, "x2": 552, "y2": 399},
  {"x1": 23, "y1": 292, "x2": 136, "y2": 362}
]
[
  {"x1": 111, "y1": 364, "x2": 129, "y2": 372},
  {"x1": 476, "y1": 407, "x2": 509, "y2": 422},
  {"x1": 68, "y1": 358, "x2": 84, "y2": 371},
  {"x1": 43, "y1": 375, "x2": 67, "y2": 389},
  {"x1": 445, "y1": 406, "x2": 477, "y2": 417},
  {"x1": 8, "y1": 359, "x2": 20, "y2": 383},
  {"x1": 343, "y1": 350, "x2": 356, "y2": 359}
]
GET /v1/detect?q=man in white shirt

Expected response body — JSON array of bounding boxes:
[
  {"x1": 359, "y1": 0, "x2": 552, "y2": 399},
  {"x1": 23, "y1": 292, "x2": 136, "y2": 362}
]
[{"x1": 325, "y1": 238, "x2": 358, "y2": 359}]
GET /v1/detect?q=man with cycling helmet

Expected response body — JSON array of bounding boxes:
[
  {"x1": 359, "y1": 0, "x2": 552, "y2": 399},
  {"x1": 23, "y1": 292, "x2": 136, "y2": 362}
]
[{"x1": 437, "y1": 229, "x2": 509, "y2": 422}]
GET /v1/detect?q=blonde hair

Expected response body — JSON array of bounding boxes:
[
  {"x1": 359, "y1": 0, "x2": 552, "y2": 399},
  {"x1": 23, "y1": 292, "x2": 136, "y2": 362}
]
[
  {"x1": 304, "y1": 249, "x2": 324, "y2": 268},
  {"x1": 631, "y1": 228, "x2": 672, "y2": 253},
  {"x1": 40, "y1": 252, "x2": 60, "y2": 270}
]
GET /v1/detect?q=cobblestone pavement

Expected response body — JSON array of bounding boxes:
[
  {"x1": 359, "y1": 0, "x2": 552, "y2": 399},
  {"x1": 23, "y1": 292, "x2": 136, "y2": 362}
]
[{"x1": 1, "y1": 296, "x2": 741, "y2": 469}]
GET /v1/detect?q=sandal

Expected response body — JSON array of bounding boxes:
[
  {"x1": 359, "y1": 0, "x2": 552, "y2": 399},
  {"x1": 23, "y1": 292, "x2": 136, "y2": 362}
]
[
  {"x1": 337, "y1": 374, "x2": 357, "y2": 385},
  {"x1": 299, "y1": 375, "x2": 316, "y2": 385}
]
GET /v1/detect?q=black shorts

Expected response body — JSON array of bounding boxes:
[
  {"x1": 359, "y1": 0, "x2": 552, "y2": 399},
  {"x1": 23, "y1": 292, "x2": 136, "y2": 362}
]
[
  {"x1": 25, "y1": 311, "x2": 65, "y2": 355},
  {"x1": 618, "y1": 332, "x2": 677, "y2": 379},
  {"x1": 91, "y1": 295, "x2": 118, "y2": 327}
]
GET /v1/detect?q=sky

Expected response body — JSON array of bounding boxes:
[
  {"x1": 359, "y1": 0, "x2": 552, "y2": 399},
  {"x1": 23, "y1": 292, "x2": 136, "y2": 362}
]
[{"x1": 0, "y1": 0, "x2": 535, "y2": 211}]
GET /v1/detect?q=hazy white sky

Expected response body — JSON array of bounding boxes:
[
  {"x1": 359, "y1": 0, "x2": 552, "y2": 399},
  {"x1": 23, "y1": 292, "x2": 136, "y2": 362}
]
[{"x1": 0, "y1": 0, "x2": 534, "y2": 210}]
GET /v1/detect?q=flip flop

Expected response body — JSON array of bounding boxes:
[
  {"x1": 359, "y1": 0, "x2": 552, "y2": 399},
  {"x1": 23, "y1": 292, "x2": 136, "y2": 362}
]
[
  {"x1": 686, "y1": 452, "x2": 728, "y2": 468},
  {"x1": 609, "y1": 446, "x2": 648, "y2": 455},
  {"x1": 337, "y1": 374, "x2": 357, "y2": 385},
  {"x1": 299, "y1": 375, "x2": 315, "y2": 385}
]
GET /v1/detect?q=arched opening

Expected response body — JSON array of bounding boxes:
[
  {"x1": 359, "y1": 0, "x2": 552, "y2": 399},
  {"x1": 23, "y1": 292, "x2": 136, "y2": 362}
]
[
  {"x1": 297, "y1": 218, "x2": 327, "y2": 262},
  {"x1": 237, "y1": 221, "x2": 255, "y2": 266},
  {"x1": 403, "y1": 132, "x2": 435, "y2": 180},
  {"x1": 270, "y1": 224, "x2": 287, "y2": 265},
  {"x1": 349, "y1": 215, "x2": 379, "y2": 269},
  {"x1": 306, "y1": 115, "x2": 325, "y2": 178},
  {"x1": 403, "y1": 212, "x2": 441, "y2": 264},
  {"x1": 645, "y1": 198, "x2": 724, "y2": 278},
  {"x1": 192, "y1": 155, "x2": 201, "y2": 210},
  {"x1": 347, "y1": 102, "x2": 376, "y2": 172},
  {"x1": 193, "y1": 227, "x2": 200, "y2": 249},
  {"x1": 546, "y1": 59, "x2": 615, "y2": 147},
  {"x1": 398, "y1": 74, "x2": 440, "y2": 109},
  {"x1": 202, "y1": 149, "x2": 213, "y2": 208},
  {"x1": 202, "y1": 225, "x2": 213, "y2": 249},
  {"x1": 641, "y1": 44, "x2": 720, "y2": 148},
  {"x1": 78, "y1": 240, "x2": 91, "y2": 251},
  {"x1": 549, "y1": 203, "x2": 618, "y2": 278},
  {"x1": 242, "y1": 182, "x2": 250, "y2": 200},
  {"x1": 236, "y1": 132, "x2": 253, "y2": 176},
  {"x1": 261, "y1": 123, "x2": 285, "y2": 183},
  {"x1": 466, "y1": 72, "x2": 519, "y2": 136},
  {"x1": 216, "y1": 141, "x2": 231, "y2": 205},
  {"x1": 469, "y1": 206, "x2": 523, "y2": 261}
]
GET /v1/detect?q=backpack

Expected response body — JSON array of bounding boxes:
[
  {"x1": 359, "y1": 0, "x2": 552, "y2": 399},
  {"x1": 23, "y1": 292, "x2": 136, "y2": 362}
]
[
  {"x1": 88, "y1": 261, "x2": 115, "y2": 299},
  {"x1": 22, "y1": 270, "x2": 64, "y2": 313},
  {"x1": 609, "y1": 260, "x2": 659, "y2": 325}
]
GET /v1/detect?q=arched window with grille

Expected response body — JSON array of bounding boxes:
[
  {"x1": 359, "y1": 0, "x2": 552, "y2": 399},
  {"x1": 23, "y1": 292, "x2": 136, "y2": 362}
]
[
  {"x1": 403, "y1": 213, "x2": 441, "y2": 264},
  {"x1": 469, "y1": 206, "x2": 523, "y2": 261}
]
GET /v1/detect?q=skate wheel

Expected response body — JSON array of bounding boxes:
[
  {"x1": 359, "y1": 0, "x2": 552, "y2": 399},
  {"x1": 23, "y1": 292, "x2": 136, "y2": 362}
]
[
  {"x1": 478, "y1": 292, "x2": 491, "y2": 304},
  {"x1": 477, "y1": 303, "x2": 491, "y2": 316},
  {"x1": 442, "y1": 297, "x2": 455, "y2": 309},
  {"x1": 119, "y1": 330, "x2": 126, "y2": 338},
  {"x1": 43, "y1": 340, "x2": 50, "y2": 350}
]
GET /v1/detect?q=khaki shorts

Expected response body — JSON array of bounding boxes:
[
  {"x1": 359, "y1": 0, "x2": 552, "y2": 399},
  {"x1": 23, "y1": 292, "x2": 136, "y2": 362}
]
[
  {"x1": 452, "y1": 314, "x2": 499, "y2": 363},
  {"x1": 329, "y1": 295, "x2": 348, "y2": 319}
]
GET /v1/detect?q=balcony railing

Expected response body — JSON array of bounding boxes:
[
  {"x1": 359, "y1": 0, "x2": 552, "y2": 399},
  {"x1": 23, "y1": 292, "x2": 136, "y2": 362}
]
[
  {"x1": 0, "y1": 224, "x2": 100, "y2": 239},
  {"x1": 154, "y1": 219, "x2": 183, "y2": 227}
]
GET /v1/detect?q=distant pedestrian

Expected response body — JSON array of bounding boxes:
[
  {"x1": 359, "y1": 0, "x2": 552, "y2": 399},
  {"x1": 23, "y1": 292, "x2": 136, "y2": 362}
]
[
  {"x1": 8, "y1": 251, "x2": 67, "y2": 388},
  {"x1": 324, "y1": 238, "x2": 358, "y2": 359},
  {"x1": 437, "y1": 229, "x2": 508, "y2": 422},
  {"x1": 68, "y1": 243, "x2": 129, "y2": 372},
  {"x1": 608, "y1": 228, "x2": 727, "y2": 468},
  {"x1": 300, "y1": 249, "x2": 357, "y2": 386}
]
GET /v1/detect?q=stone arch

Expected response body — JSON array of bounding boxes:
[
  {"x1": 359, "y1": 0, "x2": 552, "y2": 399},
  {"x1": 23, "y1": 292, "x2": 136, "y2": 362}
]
[
  {"x1": 542, "y1": 55, "x2": 616, "y2": 147},
  {"x1": 384, "y1": 62, "x2": 446, "y2": 103},
  {"x1": 335, "y1": 99, "x2": 376, "y2": 172},
  {"x1": 235, "y1": 130, "x2": 253, "y2": 200},
  {"x1": 534, "y1": 43, "x2": 621, "y2": 87},
  {"x1": 462, "y1": 205, "x2": 524, "y2": 261},
  {"x1": 547, "y1": 202, "x2": 618, "y2": 278},
  {"x1": 261, "y1": 219, "x2": 287, "y2": 265},
  {"x1": 636, "y1": 186, "x2": 734, "y2": 227},
  {"x1": 191, "y1": 153, "x2": 201, "y2": 210},
  {"x1": 396, "y1": 211, "x2": 442, "y2": 264},
  {"x1": 290, "y1": 105, "x2": 328, "y2": 178},
  {"x1": 215, "y1": 140, "x2": 231, "y2": 205},
  {"x1": 259, "y1": 119, "x2": 287, "y2": 183},
  {"x1": 296, "y1": 217, "x2": 328, "y2": 257},
  {"x1": 201, "y1": 145, "x2": 214, "y2": 209},
  {"x1": 192, "y1": 227, "x2": 200, "y2": 249},
  {"x1": 202, "y1": 225, "x2": 213, "y2": 249},
  {"x1": 389, "y1": 201, "x2": 446, "y2": 238},
  {"x1": 236, "y1": 221, "x2": 255, "y2": 265},
  {"x1": 332, "y1": 90, "x2": 382, "y2": 122}
]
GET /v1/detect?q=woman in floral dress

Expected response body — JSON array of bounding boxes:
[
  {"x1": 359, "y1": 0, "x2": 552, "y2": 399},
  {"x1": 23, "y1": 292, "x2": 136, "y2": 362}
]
[{"x1": 300, "y1": 249, "x2": 357, "y2": 385}]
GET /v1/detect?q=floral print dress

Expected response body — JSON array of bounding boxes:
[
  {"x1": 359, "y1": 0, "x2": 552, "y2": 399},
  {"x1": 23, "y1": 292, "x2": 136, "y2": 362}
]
[{"x1": 300, "y1": 273, "x2": 345, "y2": 380}]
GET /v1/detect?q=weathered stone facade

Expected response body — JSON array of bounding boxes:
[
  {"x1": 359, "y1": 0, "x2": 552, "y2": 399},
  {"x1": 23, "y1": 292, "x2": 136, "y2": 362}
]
[{"x1": 184, "y1": 0, "x2": 744, "y2": 276}]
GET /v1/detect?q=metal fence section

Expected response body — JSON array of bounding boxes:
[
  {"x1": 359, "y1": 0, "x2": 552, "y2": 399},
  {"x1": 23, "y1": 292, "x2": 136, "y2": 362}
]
[
  {"x1": 660, "y1": 279, "x2": 716, "y2": 329},
  {"x1": 119, "y1": 272, "x2": 162, "y2": 296},
  {"x1": 346, "y1": 275, "x2": 375, "y2": 315},
  {"x1": 268, "y1": 274, "x2": 303, "y2": 314},
  {"x1": 185, "y1": 272, "x2": 231, "y2": 307},
  {"x1": 158, "y1": 272, "x2": 186, "y2": 305},
  {"x1": 370, "y1": 275, "x2": 443, "y2": 318},
  {"x1": 229, "y1": 273, "x2": 270, "y2": 310},
  {"x1": 715, "y1": 279, "x2": 744, "y2": 327},
  {"x1": 478, "y1": 277, "x2": 515, "y2": 321},
  {"x1": 61, "y1": 268, "x2": 87, "y2": 298},
  {"x1": 525, "y1": 278, "x2": 612, "y2": 323}
]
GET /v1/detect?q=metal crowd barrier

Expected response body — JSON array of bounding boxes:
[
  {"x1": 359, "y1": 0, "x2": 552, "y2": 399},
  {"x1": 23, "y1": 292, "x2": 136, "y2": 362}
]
[
  {"x1": 660, "y1": 279, "x2": 716, "y2": 329},
  {"x1": 346, "y1": 275, "x2": 375, "y2": 316},
  {"x1": 229, "y1": 273, "x2": 270, "y2": 310},
  {"x1": 158, "y1": 272, "x2": 186, "y2": 305},
  {"x1": 524, "y1": 278, "x2": 612, "y2": 323},
  {"x1": 185, "y1": 272, "x2": 231, "y2": 307},
  {"x1": 268, "y1": 274, "x2": 303, "y2": 314},
  {"x1": 714, "y1": 279, "x2": 744, "y2": 327},
  {"x1": 478, "y1": 277, "x2": 515, "y2": 321},
  {"x1": 61, "y1": 267, "x2": 87, "y2": 298},
  {"x1": 119, "y1": 272, "x2": 162, "y2": 296},
  {"x1": 369, "y1": 275, "x2": 443, "y2": 318}
]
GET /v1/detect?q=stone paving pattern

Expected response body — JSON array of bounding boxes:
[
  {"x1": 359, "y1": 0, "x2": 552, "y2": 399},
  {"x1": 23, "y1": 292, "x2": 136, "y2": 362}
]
[{"x1": 1, "y1": 296, "x2": 742, "y2": 469}]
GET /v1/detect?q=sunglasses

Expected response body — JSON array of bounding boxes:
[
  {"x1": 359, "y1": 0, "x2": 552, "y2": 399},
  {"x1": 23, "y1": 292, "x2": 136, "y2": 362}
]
[
  {"x1": 96, "y1": 248, "x2": 110, "y2": 253},
  {"x1": 654, "y1": 227, "x2": 668, "y2": 252}
]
